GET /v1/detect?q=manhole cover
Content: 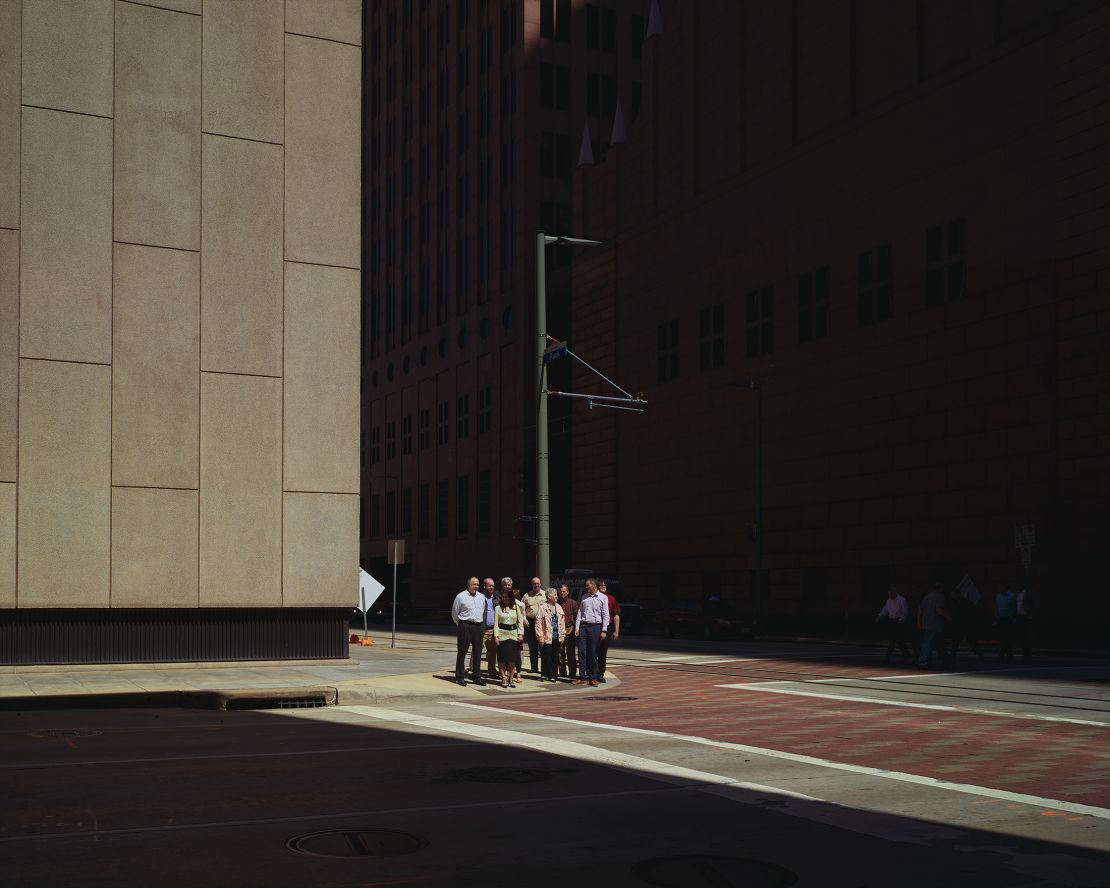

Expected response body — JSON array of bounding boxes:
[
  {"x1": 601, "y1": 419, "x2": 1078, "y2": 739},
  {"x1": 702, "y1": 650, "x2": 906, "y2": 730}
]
[
  {"x1": 632, "y1": 855, "x2": 797, "y2": 888},
  {"x1": 584, "y1": 695, "x2": 637, "y2": 702},
  {"x1": 29, "y1": 729, "x2": 102, "y2": 739},
  {"x1": 448, "y1": 766, "x2": 552, "y2": 784},
  {"x1": 287, "y1": 829, "x2": 426, "y2": 858}
]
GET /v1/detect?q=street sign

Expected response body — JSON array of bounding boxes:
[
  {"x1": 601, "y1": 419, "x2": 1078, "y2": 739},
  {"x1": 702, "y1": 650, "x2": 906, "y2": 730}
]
[
  {"x1": 387, "y1": 539, "x2": 405, "y2": 565},
  {"x1": 543, "y1": 340, "x2": 568, "y2": 364},
  {"x1": 358, "y1": 569, "x2": 385, "y2": 612}
]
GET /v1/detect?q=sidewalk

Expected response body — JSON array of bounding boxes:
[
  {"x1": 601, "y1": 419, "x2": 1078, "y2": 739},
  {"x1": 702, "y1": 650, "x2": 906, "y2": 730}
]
[{"x1": 0, "y1": 636, "x2": 617, "y2": 710}]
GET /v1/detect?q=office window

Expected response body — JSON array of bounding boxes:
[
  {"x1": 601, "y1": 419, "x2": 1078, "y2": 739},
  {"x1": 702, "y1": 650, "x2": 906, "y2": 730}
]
[
  {"x1": 419, "y1": 407, "x2": 431, "y2": 450},
  {"x1": 370, "y1": 494, "x2": 381, "y2": 537},
  {"x1": 540, "y1": 131, "x2": 554, "y2": 177},
  {"x1": 385, "y1": 490, "x2": 397, "y2": 536},
  {"x1": 858, "y1": 244, "x2": 893, "y2": 325},
  {"x1": 478, "y1": 470, "x2": 491, "y2": 533},
  {"x1": 586, "y1": 4, "x2": 600, "y2": 47},
  {"x1": 436, "y1": 479, "x2": 449, "y2": 538},
  {"x1": 401, "y1": 415, "x2": 412, "y2": 456},
  {"x1": 457, "y1": 394, "x2": 470, "y2": 439},
  {"x1": 586, "y1": 72, "x2": 600, "y2": 116},
  {"x1": 631, "y1": 14, "x2": 643, "y2": 58},
  {"x1": 402, "y1": 487, "x2": 413, "y2": 534},
  {"x1": 799, "y1": 267, "x2": 831, "y2": 343},
  {"x1": 699, "y1": 304, "x2": 724, "y2": 370},
  {"x1": 926, "y1": 218, "x2": 966, "y2": 306},
  {"x1": 555, "y1": 0, "x2": 571, "y2": 42},
  {"x1": 745, "y1": 287, "x2": 775, "y2": 357},
  {"x1": 437, "y1": 400, "x2": 450, "y2": 445},
  {"x1": 657, "y1": 319, "x2": 679, "y2": 382},
  {"x1": 418, "y1": 483, "x2": 430, "y2": 540},
  {"x1": 371, "y1": 426, "x2": 381, "y2": 464},
  {"x1": 457, "y1": 476, "x2": 470, "y2": 536},
  {"x1": 601, "y1": 7, "x2": 615, "y2": 51},
  {"x1": 540, "y1": 0, "x2": 553, "y2": 37},
  {"x1": 386, "y1": 420, "x2": 397, "y2": 460},
  {"x1": 478, "y1": 385, "x2": 492, "y2": 433}
]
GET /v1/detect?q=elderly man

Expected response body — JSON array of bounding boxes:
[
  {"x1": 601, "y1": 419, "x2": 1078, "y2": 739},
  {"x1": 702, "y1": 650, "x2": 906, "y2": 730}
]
[
  {"x1": 480, "y1": 577, "x2": 498, "y2": 679},
  {"x1": 575, "y1": 578, "x2": 609, "y2": 687},
  {"x1": 534, "y1": 588, "x2": 565, "y2": 682},
  {"x1": 596, "y1": 580, "x2": 621, "y2": 683},
  {"x1": 522, "y1": 577, "x2": 547, "y2": 674},
  {"x1": 557, "y1": 584, "x2": 578, "y2": 680},
  {"x1": 451, "y1": 576, "x2": 487, "y2": 686}
]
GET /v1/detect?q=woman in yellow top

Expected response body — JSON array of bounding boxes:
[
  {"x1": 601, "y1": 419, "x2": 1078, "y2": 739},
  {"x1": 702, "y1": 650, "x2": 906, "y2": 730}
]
[{"x1": 494, "y1": 588, "x2": 524, "y2": 687}]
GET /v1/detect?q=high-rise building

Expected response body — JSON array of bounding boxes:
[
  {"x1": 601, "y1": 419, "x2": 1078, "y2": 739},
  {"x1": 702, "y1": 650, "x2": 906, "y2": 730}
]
[
  {"x1": 570, "y1": 0, "x2": 1110, "y2": 635},
  {"x1": 360, "y1": 0, "x2": 645, "y2": 603},
  {"x1": 1, "y1": 0, "x2": 363, "y2": 664}
]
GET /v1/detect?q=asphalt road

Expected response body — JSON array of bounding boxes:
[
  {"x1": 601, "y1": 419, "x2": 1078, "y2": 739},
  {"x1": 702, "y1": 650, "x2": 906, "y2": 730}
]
[{"x1": 2, "y1": 635, "x2": 1108, "y2": 887}]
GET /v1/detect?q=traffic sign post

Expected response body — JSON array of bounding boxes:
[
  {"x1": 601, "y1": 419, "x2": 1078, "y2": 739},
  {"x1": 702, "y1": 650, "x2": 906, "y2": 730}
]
[
  {"x1": 357, "y1": 568, "x2": 385, "y2": 641},
  {"x1": 388, "y1": 539, "x2": 405, "y2": 648}
]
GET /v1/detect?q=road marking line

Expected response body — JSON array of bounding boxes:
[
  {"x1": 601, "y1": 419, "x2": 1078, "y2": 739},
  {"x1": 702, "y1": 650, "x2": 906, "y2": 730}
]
[
  {"x1": 0, "y1": 785, "x2": 698, "y2": 844},
  {"x1": 446, "y1": 703, "x2": 1110, "y2": 820},
  {"x1": 0, "y1": 740, "x2": 476, "y2": 771},
  {"x1": 339, "y1": 705, "x2": 819, "y2": 802},
  {"x1": 714, "y1": 684, "x2": 1110, "y2": 728}
]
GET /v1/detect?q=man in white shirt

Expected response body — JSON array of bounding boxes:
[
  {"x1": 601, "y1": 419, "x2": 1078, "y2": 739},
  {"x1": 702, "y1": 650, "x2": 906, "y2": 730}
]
[
  {"x1": 876, "y1": 584, "x2": 912, "y2": 664},
  {"x1": 451, "y1": 576, "x2": 487, "y2": 686}
]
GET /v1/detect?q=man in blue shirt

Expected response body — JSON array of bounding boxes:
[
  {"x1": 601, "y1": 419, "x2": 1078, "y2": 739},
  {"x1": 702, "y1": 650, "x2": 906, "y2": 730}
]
[
  {"x1": 451, "y1": 576, "x2": 487, "y2": 686},
  {"x1": 480, "y1": 577, "x2": 498, "y2": 680},
  {"x1": 574, "y1": 578, "x2": 610, "y2": 687}
]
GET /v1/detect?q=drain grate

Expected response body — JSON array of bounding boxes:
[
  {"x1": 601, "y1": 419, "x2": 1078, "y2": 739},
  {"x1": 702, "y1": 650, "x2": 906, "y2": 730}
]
[
  {"x1": 448, "y1": 766, "x2": 553, "y2": 784},
  {"x1": 287, "y1": 829, "x2": 426, "y2": 858},
  {"x1": 224, "y1": 694, "x2": 329, "y2": 711},
  {"x1": 632, "y1": 855, "x2": 797, "y2": 887},
  {"x1": 29, "y1": 729, "x2": 102, "y2": 739},
  {"x1": 584, "y1": 695, "x2": 637, "y2": 702}
]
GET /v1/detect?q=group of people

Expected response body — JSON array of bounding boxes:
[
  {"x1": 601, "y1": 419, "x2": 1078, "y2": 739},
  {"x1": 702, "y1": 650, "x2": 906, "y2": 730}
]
[
  {"x1": 876, "y1": 580, "x2": 1036, "y2": 669},
  {"x1": 451, "y1": 575, "x2": 622, "y2": 689}
]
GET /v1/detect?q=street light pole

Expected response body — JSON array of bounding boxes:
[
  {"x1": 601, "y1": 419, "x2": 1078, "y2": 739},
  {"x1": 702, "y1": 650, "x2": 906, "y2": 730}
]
[
  {"x1": 535, "y1": 232, "x2": 605, "y2": 585},
  {"x1": 535, "y1": 232, "x2": 551, "y2": 586}
]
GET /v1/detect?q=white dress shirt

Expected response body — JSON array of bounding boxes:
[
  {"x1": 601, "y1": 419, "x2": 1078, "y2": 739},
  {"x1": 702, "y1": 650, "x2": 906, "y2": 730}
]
[
  {"x1": 575, "y1": 592, "x2": 610, "y2": 631},
  {"x1": 877, "y1": 594, "x2": 908, "y2": 622},
  {"x1": 452, "y1": 590, "x2": 486, "y2": 624}
]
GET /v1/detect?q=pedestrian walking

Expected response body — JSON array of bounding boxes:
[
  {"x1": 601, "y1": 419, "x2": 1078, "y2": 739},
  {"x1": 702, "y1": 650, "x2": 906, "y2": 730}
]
[
  {"x1": 1016, "y1": 583, "x2": 1035, "y2": 663},
  {"x1": 534, "y1": 588, "x2": 565, "y2": 682},
  {"x1": 575, "y1": 578, "x2": 609, "y2": 687},
  {"x1": 876, "y1": 584, "x2": 912, "y2": 664},
  {"x1": 481, "y1": 577, "x2": 499, "y2": 679},
  {"x1": 916, "y1": 581, "x2": 949, "y2": 669},
  {"x1": 558, "y1": 584, "x2": 578, "y2": 680},
  {"x1": 994, "y1": 582, "x2": 1017, "y2": 662},
  {"x1": 596, "y1": 580, "x2": 621, "y2": 682},
  {"x1": 946, "y1": 587, "x2": 983, "y2": 666},
  {"x1": 451, "y1": 576, "x2": 487, "y2": 686},
  {"x1": 494, "y1": 588, "x2": 523, "y2": 687},
  {"x1": 522, "y1": 577, "x2": 547, "y2": 674}
]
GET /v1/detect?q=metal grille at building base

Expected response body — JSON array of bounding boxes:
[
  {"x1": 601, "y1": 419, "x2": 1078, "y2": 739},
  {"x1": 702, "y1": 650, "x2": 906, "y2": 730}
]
[{"x1": 0, "y1": 607, "x2": 349, "y2": 665}]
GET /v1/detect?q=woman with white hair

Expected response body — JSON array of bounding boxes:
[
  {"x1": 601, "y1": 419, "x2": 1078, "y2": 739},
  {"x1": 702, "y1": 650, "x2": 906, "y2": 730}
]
[{"x1": 533, "y1": 588, "x2": 565, "y2": 683}]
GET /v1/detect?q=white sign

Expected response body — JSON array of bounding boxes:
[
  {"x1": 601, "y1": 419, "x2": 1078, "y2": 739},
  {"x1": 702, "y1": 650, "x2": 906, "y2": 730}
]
[
  {"x1": 358, "y1": 568, "x2": 385, "y2": 612},
  {"x1": 956, "y1": 573, "x2": 981, "y2": 605}
]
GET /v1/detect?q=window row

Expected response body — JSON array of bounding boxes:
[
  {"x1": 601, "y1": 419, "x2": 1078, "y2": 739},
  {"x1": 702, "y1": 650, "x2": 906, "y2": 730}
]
[
  {"x1": 367, "y1": 388, "x2": 493, "y2": 465},
  {"x1": 362, "y1": 472, "x2": 492, "y2": 542},
  {"x1": 655, "y1": 219, "x2": 967, "y2": 382}
]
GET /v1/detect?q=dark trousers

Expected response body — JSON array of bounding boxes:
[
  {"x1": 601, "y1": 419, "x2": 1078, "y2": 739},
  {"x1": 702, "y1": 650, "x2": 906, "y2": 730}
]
[
  {"x1": 1016, "y1": 615, "x2": 1033, "y2": 661},
  {"x1": 996, "y1": 617, "x2": 1014, "y2": 661},
  {"x1": 880, "y1": 619, "x2": 912, "y2": 662},
  {"x1": 559, "y1": 631, "x2": 577, "y2": 678},
  {"x1": 947, "y1": 622, "x2": 982, "y2": 663},
  {"x1": 578, "y1": 623, "x2": 602, "y2": 681},
  {"x1": 540, "y1": 642, "x2": 558, "y2": 680},
  {"x1": 456, "y1": 621, "x2": 484, "y2": 682},
  {"x1": 598, "y1": 625, "x2": 614, "y2": 675},
  {"x1": 524, "y1": 621, "x2": 540, "y2": 672}
]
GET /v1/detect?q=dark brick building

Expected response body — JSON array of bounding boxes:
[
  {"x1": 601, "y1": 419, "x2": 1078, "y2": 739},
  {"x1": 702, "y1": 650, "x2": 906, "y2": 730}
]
[
  {"x1": 360, "y1": 1, "x2": 645, "y2": 604},
  {"x1": 570, "y1": 0, "x2": 1110, "y2": 635}
]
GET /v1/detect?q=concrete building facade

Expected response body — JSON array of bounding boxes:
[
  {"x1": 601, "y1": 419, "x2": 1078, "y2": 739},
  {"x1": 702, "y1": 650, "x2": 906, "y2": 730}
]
[
  {"x1": 1, "y1": 0, "x2": 362, "y2": 663},
  {"x1": 570, "y1": 0, "x2": 1110, "y2": 636}
]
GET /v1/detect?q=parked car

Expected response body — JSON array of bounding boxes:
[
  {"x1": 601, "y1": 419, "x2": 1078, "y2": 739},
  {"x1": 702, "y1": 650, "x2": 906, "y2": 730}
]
[
  {"x1": 553, "y1": 569, "x2": 646, "y2": 634},
  {"x1": 655, "y1": 599, "x2": 752, "y2": 640}
]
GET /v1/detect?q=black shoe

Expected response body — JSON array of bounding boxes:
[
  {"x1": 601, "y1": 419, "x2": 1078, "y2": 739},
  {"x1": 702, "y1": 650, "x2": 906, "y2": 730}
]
[
  {"x1": 456, "y1": 679, "x2": 467, "y2": 687},
  {"x1": 475, "y1": 679, "x2": 488, "y2": 686},
  {"x1": 597, "y1": 676, "x2": 607, "y2": 683}
]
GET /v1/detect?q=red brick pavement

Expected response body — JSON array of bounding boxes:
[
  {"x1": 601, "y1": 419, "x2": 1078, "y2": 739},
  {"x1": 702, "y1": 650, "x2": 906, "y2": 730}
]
[{"x1": 475, "y1": 663, "x2": 1110, "y2": 810}]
